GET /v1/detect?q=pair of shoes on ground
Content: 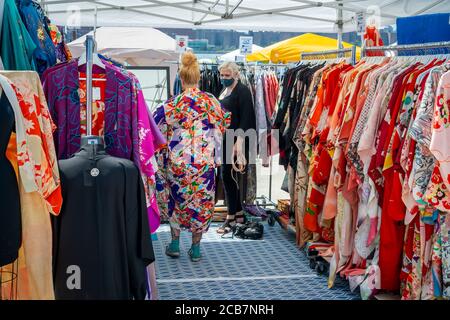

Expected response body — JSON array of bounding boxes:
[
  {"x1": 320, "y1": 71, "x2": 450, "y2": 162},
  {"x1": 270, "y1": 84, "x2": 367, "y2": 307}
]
[
  {"x1": 165, "y1": 240, "x2": 201, "y2": 262},
  {"x1": 216, "y1": 212, "x2": 246, "y2": 234}
]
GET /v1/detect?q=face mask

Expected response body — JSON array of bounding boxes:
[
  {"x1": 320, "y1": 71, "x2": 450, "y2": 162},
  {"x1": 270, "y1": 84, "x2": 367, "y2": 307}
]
[{"x1": 221, "y1": 78, "x2": 234, "y2": 87}]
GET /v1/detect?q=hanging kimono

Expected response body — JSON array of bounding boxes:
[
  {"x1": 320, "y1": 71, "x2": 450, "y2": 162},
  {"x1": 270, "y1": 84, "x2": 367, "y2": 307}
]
[
  {"x1": 43, "y1": 59, "x2": 165, "y2": 233},
  {"x1": 16, "y1": 0, "x2": 56, "y2": 74},
  {"x1": 0, "y1": 71, "x2": 62, "y2": 300},
  {"x1": 0, "y1": 0, "x2": 36, "y2": 71}
]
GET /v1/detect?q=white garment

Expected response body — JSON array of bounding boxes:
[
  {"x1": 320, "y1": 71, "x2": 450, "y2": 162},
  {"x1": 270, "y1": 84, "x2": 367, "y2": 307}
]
[{"x1": 255, "y1": 73, "x2": 268, "y2": 135}]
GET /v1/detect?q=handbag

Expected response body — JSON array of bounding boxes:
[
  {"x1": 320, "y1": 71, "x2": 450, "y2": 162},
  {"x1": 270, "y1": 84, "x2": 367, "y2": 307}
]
[{"x1": 233, "y1": 221, "x2": 264, "y2": 240}]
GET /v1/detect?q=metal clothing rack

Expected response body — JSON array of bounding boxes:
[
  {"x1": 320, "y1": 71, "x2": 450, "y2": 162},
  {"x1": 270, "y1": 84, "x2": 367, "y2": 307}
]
[
  {"x1": 300, "y1": 46, "x2": 357, "y2": 65},
  {"x1": 169, "y1": 59, "x2": 281, "y2": 212},
  {"x1": 362, "y1": 41, "x2": 450, "y2": 57},
  {"x1": 85, "y1": 35, "x2": 95, "y2": 137}
]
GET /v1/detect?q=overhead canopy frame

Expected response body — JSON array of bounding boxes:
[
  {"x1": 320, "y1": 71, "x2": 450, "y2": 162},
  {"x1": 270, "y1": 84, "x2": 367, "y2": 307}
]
[{"x1": 42, "y1": 0, "x2": 450, "y2": 33}]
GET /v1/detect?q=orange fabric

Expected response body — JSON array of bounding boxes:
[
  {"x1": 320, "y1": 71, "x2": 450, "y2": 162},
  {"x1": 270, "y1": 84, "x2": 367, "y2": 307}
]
[
  {"x1": 79, "y1": 72, "x2": 107, "y2": 137},
  {"x1": 0, "y1": 71, "x2": 61, "y2": 300},
  {"x1": 6, "y1": 133, "x2": 18, "y2": 178}
]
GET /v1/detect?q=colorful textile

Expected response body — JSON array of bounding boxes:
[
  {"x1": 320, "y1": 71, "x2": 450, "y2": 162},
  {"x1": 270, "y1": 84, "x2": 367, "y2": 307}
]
[
  {"x1": 0, "y1": 71, "x2": 62, "y2": 300},
  {"x1": 154, "y1": 88, "x2": 230, "y2": 233}
]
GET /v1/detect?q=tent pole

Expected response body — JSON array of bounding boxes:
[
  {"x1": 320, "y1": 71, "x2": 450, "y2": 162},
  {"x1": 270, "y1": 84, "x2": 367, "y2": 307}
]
[{"x1": 336, "y1": 0, "x2": 344, "y2": 57}]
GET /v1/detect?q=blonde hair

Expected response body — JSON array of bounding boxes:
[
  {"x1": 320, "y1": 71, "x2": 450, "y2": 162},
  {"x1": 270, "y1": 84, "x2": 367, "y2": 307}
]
[
  {"x1": 218, "y1": 61, "x2": 240, "y2": 77},
  {"x1": 179, "y1": 51, "x2": 200, "y2": 86}
]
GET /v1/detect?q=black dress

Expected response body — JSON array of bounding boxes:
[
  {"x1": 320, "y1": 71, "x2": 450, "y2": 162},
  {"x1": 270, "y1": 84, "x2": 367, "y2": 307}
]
[
  {"x1": 0, "y1": 92, "x2": 21, "y2": 267},
  {"x1": 52, "y1": 145, "x2": 155, "y2": 300}
]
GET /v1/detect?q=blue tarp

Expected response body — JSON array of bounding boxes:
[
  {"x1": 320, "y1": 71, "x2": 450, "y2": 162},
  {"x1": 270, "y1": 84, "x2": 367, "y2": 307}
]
[{"x1": 396, "y1": 13, "x2": 450, "y2": 55}]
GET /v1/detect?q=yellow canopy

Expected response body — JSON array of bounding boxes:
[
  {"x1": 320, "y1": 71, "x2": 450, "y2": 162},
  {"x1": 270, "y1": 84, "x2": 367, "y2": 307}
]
[{"x1": 247, "y1": 33, "x2": 361, "y2": 63}]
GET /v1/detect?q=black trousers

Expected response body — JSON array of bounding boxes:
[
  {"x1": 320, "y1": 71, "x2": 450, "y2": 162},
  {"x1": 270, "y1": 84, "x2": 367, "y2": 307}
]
[
  {"x1": 220, "y1": 135, "x2": 255, "y2": 216},
  {"x1": 220, "y1": 164, "x2": 243, "y2": 215}
]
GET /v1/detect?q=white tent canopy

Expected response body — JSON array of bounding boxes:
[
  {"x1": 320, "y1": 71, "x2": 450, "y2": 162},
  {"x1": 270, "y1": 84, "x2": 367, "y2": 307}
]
[
  {"x1": 218, "y1": 44, "x2": 263, "y2": 62},
  {"x1": 68, "y1": 26, "x2": 178, "y2": 65},
  {"x1": 45, "y1": 0, "x2": 450, "y2": 33}
]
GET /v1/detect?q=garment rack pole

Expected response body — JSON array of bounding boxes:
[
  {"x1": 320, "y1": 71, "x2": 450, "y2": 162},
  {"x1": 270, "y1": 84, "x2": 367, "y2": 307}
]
[
  {"x1": 166, "y1": 61, "x2": 290, "y2": 68},
  {"x1": 85, "y1": 35, "x2": 95, "y2": 136},
  {"x1": 362, "y1": 41, "x2": 450, "y2": 57},
  {"x1": 300, "y1": 46, "x2": 356, "y2": 65}
]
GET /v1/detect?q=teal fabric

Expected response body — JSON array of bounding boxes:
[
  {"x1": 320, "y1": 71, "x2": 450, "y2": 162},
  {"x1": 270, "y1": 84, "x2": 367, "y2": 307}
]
[
  {"x1": 166, "y1": 239, "x2": 180, "y2": 256},
  {"x1": 189, "y1": 244, "x2": 201, "y2": 261},
  {"x1": 1, "y1": 0, "x2": 36, "y2": 70}
]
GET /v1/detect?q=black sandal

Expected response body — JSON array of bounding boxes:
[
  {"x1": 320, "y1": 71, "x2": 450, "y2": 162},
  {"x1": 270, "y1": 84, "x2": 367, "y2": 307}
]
[{"x1": 217, "y1": 215, "x2": 236, "y2": 234}]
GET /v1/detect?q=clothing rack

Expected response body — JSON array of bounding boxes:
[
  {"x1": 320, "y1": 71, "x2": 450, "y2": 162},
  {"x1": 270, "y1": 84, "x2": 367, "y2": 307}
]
[
  {"x1": 300, "y1": 46, "x2": 357, "y2": 66},
  {"x1": 167, "y1": 60, "x2": 290, "y2": 68},
  {"x1": 170, "y1": 59, "x2": 280, "y2": 212},
  {"x1": 85, "y1": 35, "x2": 95, "y2": 137},
  {"x1": 362, "y1": 41, "x2": 450, "y2": 57}
]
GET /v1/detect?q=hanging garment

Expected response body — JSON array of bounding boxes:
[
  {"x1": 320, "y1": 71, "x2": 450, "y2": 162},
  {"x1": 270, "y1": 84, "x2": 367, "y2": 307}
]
[
  {"x1": 16, "y1": 0, "x2": 56, "y2": 74},
  {"x1": 0, "y1": 91, "x2": 21, "y2": 268},
  {"x1": 53, "y1": 145, "x2": 155, "y2": 300},
  {"x1": 48, "y1": 24, "x2": 71, "y2": 63},
  {"x1": 199, "y1": 68, "x2": 223, "y2": 98},
  {"x1": 0, "y1": 0, "x2": 36, "y2": 71},
  {"x1": 427, "y1": 70, "x2": 450, "y2": 212},
  {"x1": 279, "y1": 52, "x2": 450, "y2": 300},
  {"x1": 173, "y1": 73, "x2": 182, "y2": 96},
  {"x1": 43, "y1": 59, "x2": 165, "y2": 233},
  {"x1": 154, "y1": 87, "x2": 230, "y2": 233},
  {"x1": 0, "y1": 71, "x2": 62, "y2": 300}
]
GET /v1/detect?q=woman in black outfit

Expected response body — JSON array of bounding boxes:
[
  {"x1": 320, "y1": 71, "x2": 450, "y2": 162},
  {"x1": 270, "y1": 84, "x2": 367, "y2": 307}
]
[{"x1": 216, "y1": 62, "x2": 256, "y2": 234}]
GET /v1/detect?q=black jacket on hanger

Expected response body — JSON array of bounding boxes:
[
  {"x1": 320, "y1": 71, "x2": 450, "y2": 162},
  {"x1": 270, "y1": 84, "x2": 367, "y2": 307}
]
[
  {"x1": 0, "y1": 92, "x2": 21, "y2": 267},
  {"x1": 52, "y1": 145, "x2": 154, "y2": 300}
]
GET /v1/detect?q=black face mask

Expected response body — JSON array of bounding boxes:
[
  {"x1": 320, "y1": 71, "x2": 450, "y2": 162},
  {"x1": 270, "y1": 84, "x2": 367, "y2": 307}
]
[{"x1": 221, "y1": 78, "x2": 234, "y2": 87}]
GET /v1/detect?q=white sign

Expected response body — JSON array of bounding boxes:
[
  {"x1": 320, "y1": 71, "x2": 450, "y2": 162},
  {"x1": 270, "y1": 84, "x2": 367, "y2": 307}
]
[
  {"x1": 235, "y1": 55, "x2": 245, "y2": 63},
  {"x1": 176, "y1": 35, "x2": 189, "y2": 53},
  {"x1": 239, "y1": 36, "x2": 253, "y2": 55},
  {"x1": 356, "y1": 11, "x2": 366, "y2": 35}
]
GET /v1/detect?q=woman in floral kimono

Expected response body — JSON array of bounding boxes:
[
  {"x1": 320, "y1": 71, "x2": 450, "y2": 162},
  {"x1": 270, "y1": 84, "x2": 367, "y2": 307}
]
[{"x1": 154, "y1": 52, "x2": 229, "y2": 262}]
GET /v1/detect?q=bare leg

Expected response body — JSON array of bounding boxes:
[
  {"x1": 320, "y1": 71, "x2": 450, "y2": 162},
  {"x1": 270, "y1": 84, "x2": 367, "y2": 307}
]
[
  {"x1": 166, "y1": 226, "x2": 181, "y2": 258},
  {"x1": 192, "y1": 232, "x2": 202, "y2": 245},
  {"x1": 189, "y1": 232, "x2": 202, "y2": 262},
  {"x1": 171, "y1": 226, "x2": 180, "y2": 242}
]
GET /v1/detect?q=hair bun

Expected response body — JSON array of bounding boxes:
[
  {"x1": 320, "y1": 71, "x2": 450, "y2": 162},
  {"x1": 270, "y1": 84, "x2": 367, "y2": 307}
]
[{"x1": 181, "y1": 51, "x2": 197, "y2": 67}]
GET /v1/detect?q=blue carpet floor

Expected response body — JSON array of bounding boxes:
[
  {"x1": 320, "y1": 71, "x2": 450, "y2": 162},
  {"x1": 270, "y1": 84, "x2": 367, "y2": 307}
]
[{"x1": 153, "y1": 222, "x2": 360, "y2": 300}]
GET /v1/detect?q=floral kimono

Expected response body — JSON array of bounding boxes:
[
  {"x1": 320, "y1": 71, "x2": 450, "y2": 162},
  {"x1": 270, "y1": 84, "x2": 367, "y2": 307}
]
[
  {"x1": 154, "y1": 88, "x2": 230, "y2": 233},
  {"x1": 0, "y1": 71, "x2": 62, "y2": 299}
]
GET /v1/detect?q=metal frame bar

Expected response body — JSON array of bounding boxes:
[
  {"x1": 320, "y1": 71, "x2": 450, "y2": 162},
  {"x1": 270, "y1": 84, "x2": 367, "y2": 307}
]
[
  {"x1": 48, "y1": 2, "x2": 193, "y2": 14},
  {"x1": 336, "y1": 0, "x2": 343, "y2": 50},
  {"x1": 199, "y1": 0, "x2": 336, "y2": 24},
  {"x1": 290, "y1": 0, "x2": 398, "y2": 19},
  {"x1": 228, "y1": 0, "x2": 244, "y2": 17},
  {"x1": 44, "y1": 0, "x2": 445, "y2": 30},
  {"x1": 93, "y1": 1, "x2": 194, "y2": 24},
  {"x1": 300, "y1": 46, "x2": 356, "y2": 65},
  {"x1": 197, "y1": 0, "x2": 221, "y2": 24},
  {"x1": 198, "y1": 2, "x2": 335, "y2": 24},
  {"x1": 363, "y1": 41, "x2": 450, "y2": 56},
  {"x1": 141, "y1": 0, "x2": 223, "y2": 17},
  {"x1": 48, "y1": 0, "x2": 196, "y2": 24},
  {"x1": 412, "y1": 0, "x2": 446, "y2": 16}
]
